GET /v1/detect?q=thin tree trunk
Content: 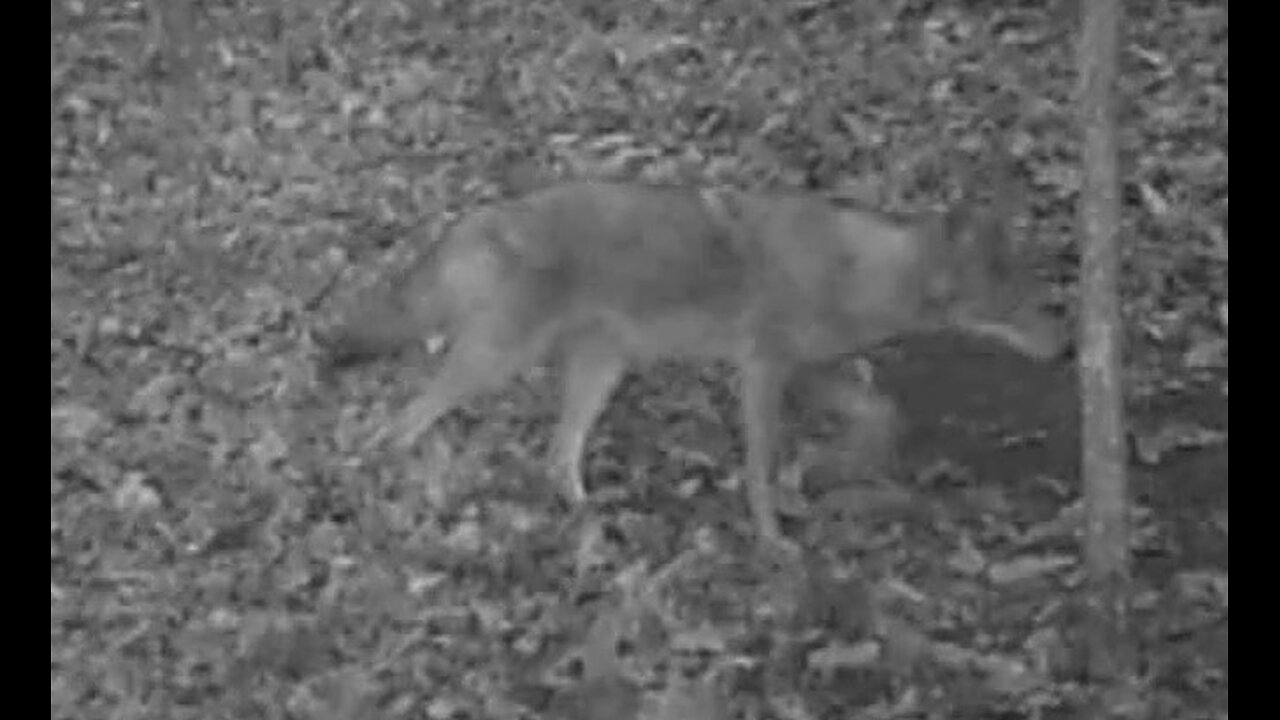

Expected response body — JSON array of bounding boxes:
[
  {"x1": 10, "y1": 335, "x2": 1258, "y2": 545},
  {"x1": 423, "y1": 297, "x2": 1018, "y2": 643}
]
[{"x1": 1078, "y1": 0, "x2": 1130, "y2": 682}]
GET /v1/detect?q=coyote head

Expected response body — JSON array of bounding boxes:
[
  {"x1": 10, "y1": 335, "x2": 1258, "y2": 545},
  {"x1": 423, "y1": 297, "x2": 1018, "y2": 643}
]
[{"x1": 926, "y1": 205, "x2": 1070, "y2": 361}]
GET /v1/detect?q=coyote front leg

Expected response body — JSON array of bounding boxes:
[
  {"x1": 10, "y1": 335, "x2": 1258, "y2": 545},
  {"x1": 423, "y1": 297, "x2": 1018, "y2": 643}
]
[
  {"x1": 740, "y1": 355, "x2": 791, "y2": 546},
  {"x1": 549, "y1": 335, "x2": 627, "y2": 504}
]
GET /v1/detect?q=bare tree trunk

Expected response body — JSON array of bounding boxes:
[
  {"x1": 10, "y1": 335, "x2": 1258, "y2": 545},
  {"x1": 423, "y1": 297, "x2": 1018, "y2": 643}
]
[{"x1": 1077, "y1": 0, "x2": 1130, "y2": 682}]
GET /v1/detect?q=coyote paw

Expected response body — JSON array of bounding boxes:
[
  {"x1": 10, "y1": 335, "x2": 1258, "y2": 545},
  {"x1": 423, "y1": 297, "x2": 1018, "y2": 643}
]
[
  {"x1": 549, "y1": 475, "x2": 587, "y2": 509},
  {"x1": 754, "y1": 517, "x2": 803, "y2": 559},
  {"x1": 544, "y1": 457, "x2": 588, "y2": 507},
  {"x1": 560, "y1": 479, "x2": 587, "y2": 506}
]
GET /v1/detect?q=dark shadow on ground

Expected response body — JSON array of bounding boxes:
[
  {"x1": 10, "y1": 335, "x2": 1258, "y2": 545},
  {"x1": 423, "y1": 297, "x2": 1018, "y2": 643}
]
[{"x1": 873, "y1": 334, "x2": 1228, "y2": 574}]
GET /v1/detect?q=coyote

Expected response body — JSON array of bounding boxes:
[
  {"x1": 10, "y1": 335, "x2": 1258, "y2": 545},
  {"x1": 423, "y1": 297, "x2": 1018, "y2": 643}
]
[{"x1": 319, "y1": 171, "x2": 1067, "y2": 547}]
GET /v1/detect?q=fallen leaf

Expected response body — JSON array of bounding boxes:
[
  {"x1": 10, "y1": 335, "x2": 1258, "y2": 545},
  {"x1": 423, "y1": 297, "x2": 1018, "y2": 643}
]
[
  {"x1": 981, "y1": 656, "x2": 1040, "y2": 696},
  {"x1": 1175, "y1": 569, "x2": 1228, "y2": 607},
  {"x1": 986, "y1": 554, "x2": 1076, "y2": 585},
  {"x1": 647, "y1": 676, "x2": 727, "y2": 720},
  {"x1": 549, "y1": 675, "x2": 643, "y2": 720},
  {"x1": 1132, "y1": 421, "x2": 1227, "y2": 465},
  {"x1": 807, "y1": 640, "x2": 881, "y2": 671},
  {"x1": 114, "y1": 471, "x2": 161, "y2": 512},
  {"x1": 880, "y1": 617, "x2": 933, "y2": 673},
  {"x1": 947, "y1": 534, "x2": 988, "y2": 578},
  {"x1": 671, "y1": 624, "x2": 728, "y2": 653},
  {"x1": 51, "y1": 402, "x2": 104, "y2": 442},
  {"x1": 128, "y1": 373, "x2": 183, "y2": 419},
  {"x1": 1184, "y1": 336, "x2": 1227, "y2": 369},
  {"x1": 1137, "y1": 181, "x2": 1172, "y2": 218},
  {"x1": 250, "y1": 425, "x2": 289, "y2": 468}
]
